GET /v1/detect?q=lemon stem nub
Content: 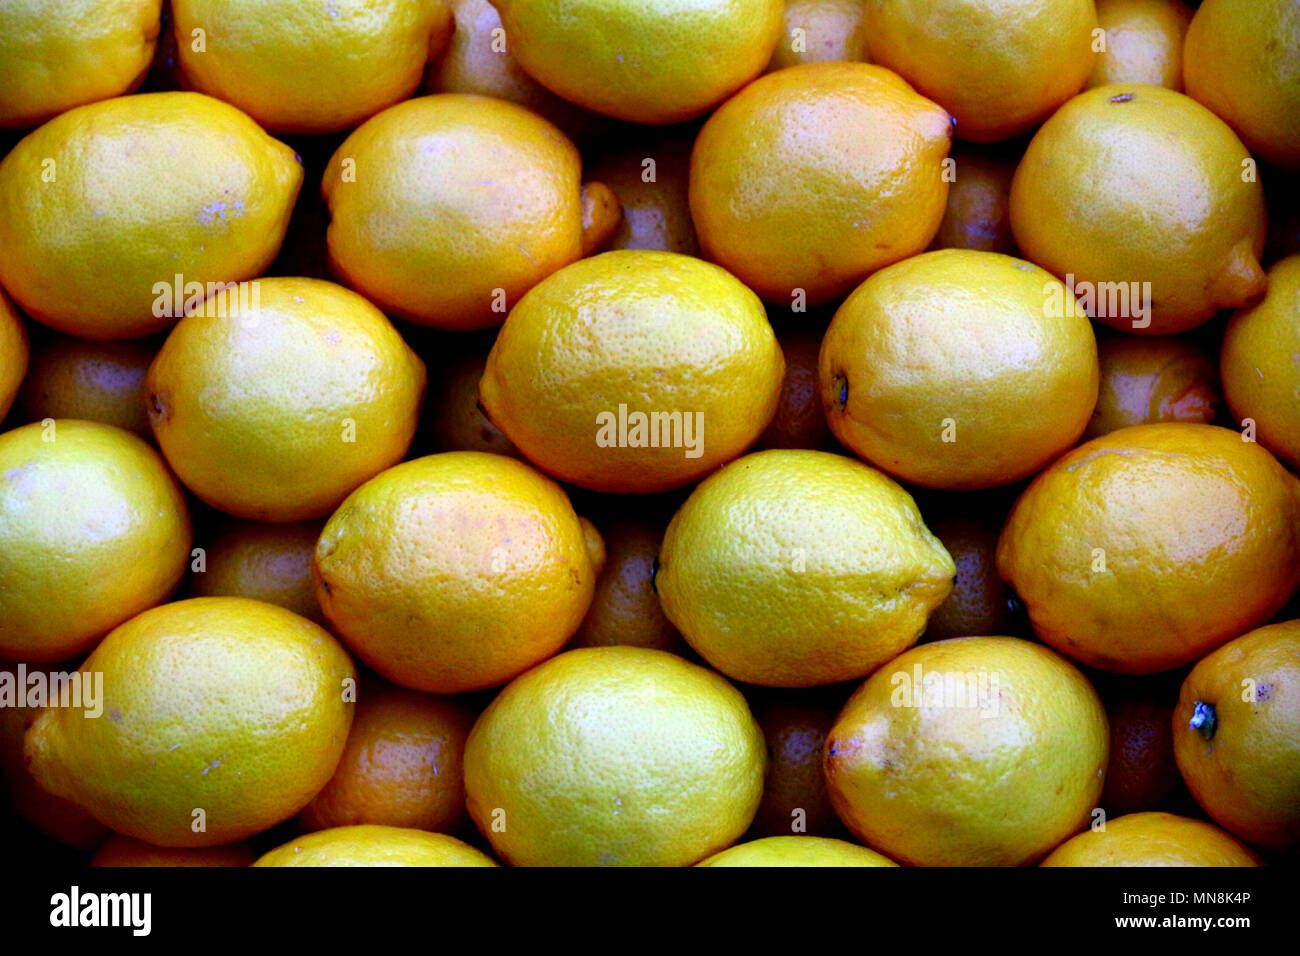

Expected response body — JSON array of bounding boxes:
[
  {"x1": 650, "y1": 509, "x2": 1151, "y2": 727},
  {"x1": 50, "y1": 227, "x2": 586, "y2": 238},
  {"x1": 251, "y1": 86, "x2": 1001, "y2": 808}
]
[
  {"x1": 834, "y1": 375, "x2": 848, "y2": 410},
  {"x1": 1190, "y1": 702, "x2": 1217, "y2": 740}
]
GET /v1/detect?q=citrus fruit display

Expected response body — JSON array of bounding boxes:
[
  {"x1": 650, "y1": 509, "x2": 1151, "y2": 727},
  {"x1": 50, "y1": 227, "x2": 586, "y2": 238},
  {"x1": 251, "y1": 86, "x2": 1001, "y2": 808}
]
[
  {"x1": 171, "y1": 0, "x2": 454, "y2": 134},
  {"x1": 254, "y1": 826, "x2": 497, "y2": 867},
  {"x1": 479, "y1": 250, "x2": 784, "y2": 493},
  {"x1": 188, "y1": 519, "x2": 326, "y2": 624},
  {"x1": 23, "y1": 597, "x2": 356, "y2": 846},
  {"x1": 997, "y1": 424, "x2": 1300, "y2": 674},
  {"x1": 697, "y1": 836, "x2": 897, "y2": 867},
  {"x1": 322, "y1": 94, "x2": 615, "y2": 330},
  {"x1": 1085, "y1": 0, "x2": 1191, "y2": 91},
  {"x1": 91, "y1": 835, "x2": 258, "y2": 867},
  {"x1": 656, "y1": 450, "x2": 954, "y2": 687},
  {"x1": 1173, "y1": 620, "x2": 1300, "y2": 850},
  {"x1": 766, "y1": 0, "x2": 870, "y2": 73},
  {"x1": 819, "y1": 249, "x2": 1099, "y2": 489},
  {"x1": 146, "y1": 276, "x2": 426, "y2": 521},
  {"x1": 0, "y1": 420, "x2": 191, "y2": 662},
  {"x1": 0, "y1": 0, "x2": 161, "y2": 128},
  {"x1": 489, "y1": 0, "x2": 783, "y2": 124},
  {"x1": 1220, "y1": 255, "x2": 1300, "y2": 470},
  {"x1": 0, "y1": 92, "x2": 302, "y2": 340},
  {"x1": 313, "y1": 452, "x2": 595, "y2": 694},
  {"x1": 1010, "y1": 84, "x2": 1267, "y2": 335},
  {"x1": 862, "y1": 0, "x2": 1098, "y2": 143},
  {"x1": 17, "y1": 334, "x2": 155, "y2": 436},
  {"x1": 1040, "y1": 813, "x2": 1261, "y2": 867},
  {"x1": 1084, "y1": 331, "x2": 1220, "y2": 440},
  {"x1": 1183, "y1": 0, "x2": 1300, "y2": 171},
  {"x1": 825, "y1": 636, "x2": 1108, "y2": 866},
  {"x1": 690, "y1": 62, "x2": 952, "y2": 305},
  {"x1": 464, "y1": 646, "x2": 766, "y2": 866}
]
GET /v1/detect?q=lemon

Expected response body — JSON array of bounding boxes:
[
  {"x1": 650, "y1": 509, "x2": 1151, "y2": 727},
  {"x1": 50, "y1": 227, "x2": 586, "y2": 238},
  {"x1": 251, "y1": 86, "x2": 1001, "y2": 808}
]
[
  {"x1": 24, "y1": 597, "x2": 356, "y2": 846},
  {"x1": 928, "y1": 145, "x2": 1018, "y2": 255},
  {"x1": 820, "y1": 250, "x2": 1099, "y2": 489},
  {"x1": 0, "y1": 0, "x2": 161, "y2": 128},
  {"x1": 0, "y1": 92, "x2": 302, "y2": 341},
  {"x1": 1041, "y1": 812, "x2": 1261, "y2": 867},
  {"x1": 189, "y1": 519, "x2": 326, "y2": 624},
  {"x1": 586, "y1": 138, "x2": 700, "y2": 255},
  {"x1": 1086, "y1": 0, "x2": 1192, "y2": 91},
  {"x1": 0, "y1": 291, "x2": 28, "y2": 421},
  {"x1": 1085, "y1": 331, "x2": 1221, "y2": 439},
  {"x1": 480, "y1": 250, "x2": 784, "y2": 494},
  {"x1": 697, "y1": 836, "x2": 897, "y2": 867},
  {"x1": 172, "y1": 0, "x2": 454, "y2": 134},
  {"x1": 0, "y1": 420, "x2": 191, "y2": 662},
  {"x1": 18, "y1": 335, "x2": 154, "y2": 437},
  {"x1": 570, "y1": 519, "x2": 684, "y2": 653},
  {"x1": 491, "y1": 0, "x2": 784, "y2": 124},
  {"x1": 464, "y1": 647, "x2": 766, "y2": 866},
  {"x1": 656, "y1": 450, "x2": 954, "y2": 687},
  {"x1": 313, "y1": 452, "x2": 595, "y2": 694},
  {"x1": 146, "y1": 277, "x2": 426, "y2": 522},
  {"x1": 766, "y1": 0, "x2": 869, "y2": 72},
  {"x1": 254, "y1": 825, "x2": 496, "y2": 866},
  {"x1": 826, "y1": 636, "x2": 1108, "y2": 866}
]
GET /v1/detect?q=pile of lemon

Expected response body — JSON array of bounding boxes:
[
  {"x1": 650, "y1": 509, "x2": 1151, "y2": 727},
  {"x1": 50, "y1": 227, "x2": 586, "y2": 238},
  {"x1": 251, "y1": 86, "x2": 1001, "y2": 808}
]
[{"x1": 0, "y1": 0, "x2": 1297, "y2": 868}]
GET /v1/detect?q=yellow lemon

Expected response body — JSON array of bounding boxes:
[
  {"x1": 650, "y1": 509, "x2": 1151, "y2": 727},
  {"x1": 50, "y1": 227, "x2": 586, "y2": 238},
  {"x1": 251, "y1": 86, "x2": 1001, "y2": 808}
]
[
  {"x1": 0, "y1": 0, "x2": 161, "y2": 129},
  {"x1": 656, "y1": 450, "x2": 954, "y2": 687},
  {"x1": 490, "y1": 0, "x2": 783, "y2": 124},
  {"x1": 0, "y1": 420, "x2": 191, "y2": 662},
  {"x1": 996, "y1": 424, "x2": 1300, "y2": 674},
  {"x1": 689, "y1": 62, "x2": 952, "y2": 306},
  {"x1": 24, "y1": 597, "x2": 356, "y2": 846},
  {"x1": 767, "y1": 0, "x2": 869, "y2": 72},
  {"x1": 697, "y1": 836, "x2": 897, "y2": 867},
  {"x1": 1084, "y1": 331, "x2": 1221, "y2": 439},
  {"x1": 254, "y1": 825, "x2": 496, "y2": 866},
  {"x1": 826, "y1": 636, "x2": 1108, "y2": 866},
  {"x1": 1041, "y1": 812, "x2": 1261, "y2": 866},
  {"x1": 1184, "y1": 0, "x2": 1300, "y2": 170},
  {"x1": 464, "y1": 646, "x2": 766, "y2": 866},
  {"x1": 313, "y1": 452, "x2": 595, "y2": 694},
  {"x1": 1010, "y1": 84, "x2": 1267, "y2": 334},
  {"x1": 1220, "y1": 255, "x2": 1300, "y2": 470},
  {"x1": 0, "y1": 92, "x2": 302, "y2": 341},
  {"x1": 0, "y1": 290, "x2": 28, "y2": 421},
  {"x1": 1086, "y1": 0, "x2": 1192, "y2": 91},
  {"x1": 146, "y1": 277, "x2": 426, "y2": 523},
  {"x1": 820, "y1": 250, "x2": 1099, "y2": 489},
  {"x1": 480, "y1": 250, "x2": 784, "y2": 494},
  {"x1": 189, "y1": 518, "x2": 327, "y2": 624},
  {"x1": 322, "y1": 94, "x2": 616, "y2": 330},
  {"x1": 172, "y1": 0, "x2": 453, "y2": 134},
  {"x1": 18, "y1": 335, "x2": 155, "y2": 437},
  {"x1": 863, "y1": 0, "x2": 1097, "y2": 143}
]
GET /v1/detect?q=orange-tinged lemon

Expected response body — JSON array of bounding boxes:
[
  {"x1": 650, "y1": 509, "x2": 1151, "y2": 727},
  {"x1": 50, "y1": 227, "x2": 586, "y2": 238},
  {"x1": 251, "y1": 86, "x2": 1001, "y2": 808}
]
[
  {"x1": 18, "y1": 335, "x2": 155, "y2": 438},
  {"x1": 0, "y1": 0, "x2": 161, "y2": 129},
  {"x1": 0, "y1": 291, "x2": 28, "y2": 421},
  {"x1": 1086, "y1": 0, "x2": 1192, "y2": 90},
  {"x1": 748, "y1": 687, "x2": 843, "y2": 838},
  {"x1": 0, "y1": 92, "x2": 302, "y2": 341},
  {"x1": 656, "y1": 450, "x2": 954, "y2": 687},
  {"x1": 172, "y1": 0, "x2": 453, "y2": 134},
  {"x1": 490, "y1": 0, "x2": 784, "y2": 124},
  {"x1": 0, "y1": 420, "x2": 191, "y2": 662},
  {"x1": 313, "y1": 452, "x2": 595, "y2": 694},
  {"x1": 697, "y1": 836, "x2": 897, "y2": 866},
  {"x1": 826, "y1": 636, "x2": 1108, "y2": 866},
  {"x1": 189, "y1": 518, "x2": 327, "y2": 624},
  {"x1": 1041, "y1": 812, "x2": 1261, "y2": 866},
  {"x1": 91, "y1": 835, "x2": 257, "y2": 867},
  {"x1": 300, "y1": 676, "x2": 474, "y2": 834},
  {"x1": 1085, "y1": 331, "x2": 1220, "y2": 440},
  {"x1": 766, "y1": 0, "x2": 869, "y2": 72},
  {"x1": 1099, "y1": 693, "x2": 1180, "y2": 816},
  {"x1": 1010, "y1": 84, "x2": 1267, "y2": 335},
  {"x1": 922, "y1": 513, "x2": 1013, "y2": 642},
  {"x1": 928, "y1": 145, "x2": 1018, "y2": 255},
  {"x1": 24, "y1": 597, "x2": 356, "y2": 847},
  {"x1": 254, "y1": 825, "x2": 496, "y2": 866},
  {"x1": 480, "y1": 250, "x2": 784, "y2": 494},
  {"x1": 997, "y1": 424, "x2": 1300, "y2": 674},
  {"x1": 863, "y1": 0, "x2": 1097, "y2": 143},
  {"x1": 820, "y1": 250, "x2": 1099, "y2": 490},
  {"x1": 1184, "y1": 0, "x2": 1300, "y2": 170},
  {"x1": 322, "y1": 94, "x2": 611, "y2": 330},
  {"x1": 1220, "y1": 255, "x2": 1300, "y2": 470},
  {"x1": 587, "y1": 138, "x2": 700, "y2": 256},
  {"x1": 464, "y1": 646, "x2": 767, "y2": 866},
  {"x1": 146, "y1": 277, "x2": 426, "y2": 522},
  {"x1": 570, "y1": 519, "x2": 684, "y2": 653},
  {"x1": 1173, "y1": 620, "x2": 1300, "y2": 850},
  {"x1": 755, "y1": 330, "x2": 836, "y2": 452},
  {"x1": 690, "y1": 62, "x2": 952, "y2": 306}
]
